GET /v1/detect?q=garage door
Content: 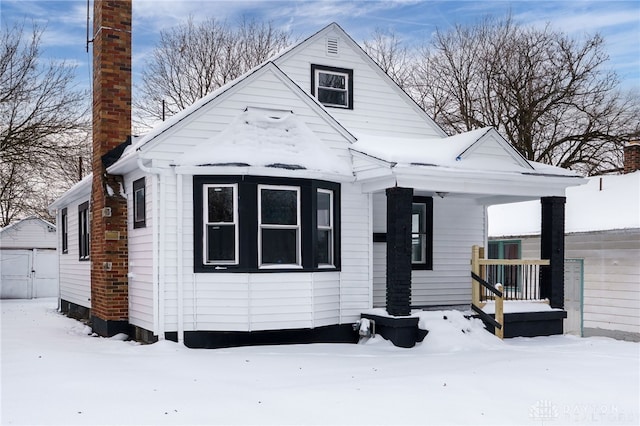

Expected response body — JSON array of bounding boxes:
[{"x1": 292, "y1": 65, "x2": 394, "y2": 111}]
[{"x1": 0, "y1": 249, "x2": 58, "y2": 299}]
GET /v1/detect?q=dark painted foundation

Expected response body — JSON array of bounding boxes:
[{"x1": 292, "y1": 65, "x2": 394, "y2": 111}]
[
  {"x1": 361, "y1": 314, "x2": 428, "y2": 348},
  {"x1": 90, "y1": 316, "x2": 130, "y2": 338},
  {"x1": 60, "y1": 299, "x2": 131, "y2": 338},
  {"x1": 479, "y1": 310, "x2": 567, "y2": 338},
  {"x1": 60, "y1": 299, "x2": 91, "y2": 321},
  {"x1": 183, "y1": 324, "x2": 359, "y2": 349}
]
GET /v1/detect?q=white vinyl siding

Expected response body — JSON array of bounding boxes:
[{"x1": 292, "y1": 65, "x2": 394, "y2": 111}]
[
  {"x1": 126, "y1": 171, "x2": 154, "y2": 331},
  {"x1": 57, "y1": 197, "x2": 91, "y2": 309},
  {"x1": 517, "y1": 229, "x2": 640, "y2": 337},
  {"x1": 373, "y1": 195, "x2": 484, "y2": 307},
  {"x1": 175, "y1": 182, "x2": 370, "y2": 332},
  {"x1": 274, "y1": 29, "x2": 443, "y2": 139},
  {"x1": 0, "y1": 218, "x2": 56, "y2": 249},
  {"x1": 141, "y1": 67, "x2": 352, "y2": 165}
]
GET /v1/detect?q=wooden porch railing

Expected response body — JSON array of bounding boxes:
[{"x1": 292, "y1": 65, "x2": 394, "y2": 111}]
[{"x1": 470, "y1": 245, "x2": 550, "y2": 339}]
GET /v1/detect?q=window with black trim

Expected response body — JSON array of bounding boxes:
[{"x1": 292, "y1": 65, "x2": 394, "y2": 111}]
[
  {"x1": 411, "y1": 197, "x2": 433, "y2": 270},
  {"x1": 133, "y1": 178, "x2": 146, "y2": 229},
  {"x1": 78, "y1": 201, "x2": 90, "y2": 261},
  {"x1": 311, "y1": 64, "x2": 353, "y2": 109},
  {"x1": 316, "y1": 188, "x2": 334, "y2": 267},
  {"x1": 259, "y1": 185, "x2": 301, "y2": 267},
  {"x1": 61, "y1": 208, "x2": 68, "y2": 254},
  {"x1": 193, "y1": 176, "x2": 340, "y2": 273},
  {"x1": 204, "y1": 184, "x2": 238, "y2": 265}
]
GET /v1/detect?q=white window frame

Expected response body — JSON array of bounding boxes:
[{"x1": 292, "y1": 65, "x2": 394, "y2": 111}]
[
  {"x1": 203, "y1": 183, "x2": 238, "y2": 266},
  {"x1": 314, "y1": 68, "x2": 349, "y2": 108},
  {"x1": 317, "y1": 188, "x2": 334, "y2": 268},
  {"x1": 258, "y1": 184, "x2": 302, "y2": 269}
]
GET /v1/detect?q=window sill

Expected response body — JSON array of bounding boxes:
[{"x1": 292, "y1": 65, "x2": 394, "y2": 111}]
[
  {"x1": 194, "y1": 265, "x2": 340, "y2": 273},
  {"x1": 259, "y1": 264, "x2": 303, "y2": 270}
]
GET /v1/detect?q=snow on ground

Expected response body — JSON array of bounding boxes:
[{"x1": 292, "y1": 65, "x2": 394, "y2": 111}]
[{"x1": 1, "y1": 299, "x2": 638, "y2": 426}]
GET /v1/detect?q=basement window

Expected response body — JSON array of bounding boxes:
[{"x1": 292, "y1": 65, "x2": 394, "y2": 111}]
[{"x1": 311, "y1": 64, "x2": 353, "y2": 109}]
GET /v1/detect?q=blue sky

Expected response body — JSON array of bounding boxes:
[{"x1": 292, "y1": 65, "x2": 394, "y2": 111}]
[{"x1": 2, "y1": 0, "x2": 639, "y2": 94}]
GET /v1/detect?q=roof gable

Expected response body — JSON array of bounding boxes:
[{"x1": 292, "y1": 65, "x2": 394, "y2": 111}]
[
  {"x1": 177, "y1": 107, "x2": 352, "y2": 176},
  {"x1": 109, "y1": 62, "x2": 355, "y2": 171},
  {"x1": 456, "y1": 128, "x2": 533, "y2": 171},
  {"x1": 273, "y1": 23, "x2": 447, "y2": 139},
  {"x1": 0, "y1": 216, "x2": 57, "y2": 249},
  {"x1": 350, "y1": 127, "x2": 533, "y2": 172}
]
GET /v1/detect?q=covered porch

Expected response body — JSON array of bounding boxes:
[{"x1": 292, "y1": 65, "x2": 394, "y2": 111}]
[{"x1": 350, "y1": 128, "x2": 584, "y2": 347}]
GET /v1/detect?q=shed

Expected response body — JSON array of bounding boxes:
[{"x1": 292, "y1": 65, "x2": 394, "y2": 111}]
[{"x1": 0, "y1": 216, "x2": 58, "y2": 299}]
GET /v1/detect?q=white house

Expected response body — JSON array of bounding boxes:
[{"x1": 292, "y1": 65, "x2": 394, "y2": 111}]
[
  {"x1": 49, "y1": 0, "x2": 585, "y2": 348},
  {"x1": 489, "y1": 164, "x2": 640, "y2": 342},
  {"x1": 0, "y1": 216, "x2": 58, "y2": 299}
]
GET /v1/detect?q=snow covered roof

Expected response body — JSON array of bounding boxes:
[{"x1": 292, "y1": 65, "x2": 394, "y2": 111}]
[
  {"x1": 351, "y1": 127, "x2": 578, "y2": 176},
  {"x1": 350, "y1": 127, "x2": 584, "y2": 199},
  {"x1": 48, "y1": 174, "x2": 92, "y2": 212},
  {"x1": 176, "y1": 107, "x2": 352, "y2": 177},
  {"x1": 0, "y1": 216, "x2": 55, "y2": 234},
  {"x1": 489, "y1": 171, "x2": 640, "y2": 236},
  {"x1": 271, "y1": 22, "x2": 447, "y2": 139}
]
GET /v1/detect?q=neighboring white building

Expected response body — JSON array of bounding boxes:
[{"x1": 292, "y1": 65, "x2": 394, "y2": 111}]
[
  {"x1": 0, "y1": 216, "x2": 58, "y2": 299},
  {"x1": 489, "y1": 170, "x2": 640, "y2": 341},
  {"x1": 50, "y1": 21, "x2": 584, "y2": 347}
]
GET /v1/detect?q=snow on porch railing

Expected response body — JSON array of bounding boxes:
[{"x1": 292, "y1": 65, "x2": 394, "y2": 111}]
[{"x1": 470, "y1": 245, "x2": 550, "y2": 339}]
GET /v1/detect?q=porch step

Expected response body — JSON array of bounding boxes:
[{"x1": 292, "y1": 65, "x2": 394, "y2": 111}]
[{"x1": 473, "y1": 310, "x2": 567, "y2": 338}]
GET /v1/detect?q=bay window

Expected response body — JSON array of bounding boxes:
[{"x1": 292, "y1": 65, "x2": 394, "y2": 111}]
[{"x1": 193, "y1": 176, "x2": 339, "y2": 273}]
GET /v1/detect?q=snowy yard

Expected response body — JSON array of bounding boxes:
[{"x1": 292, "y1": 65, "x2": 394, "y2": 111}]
[{"x1": 1, "y1": 299, "x2": 638, "y2": 425}]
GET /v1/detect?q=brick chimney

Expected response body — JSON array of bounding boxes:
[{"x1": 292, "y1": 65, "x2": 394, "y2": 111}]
[
  {"x1": 624, "y1": 140, "x2": 640, "y2": 174},
  {"x1": 90, "y1": 0, "x2": 131, "y2": 337}
]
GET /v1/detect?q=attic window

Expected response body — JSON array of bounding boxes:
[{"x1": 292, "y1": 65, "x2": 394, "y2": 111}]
[
  {"x1": 311, "y1": 64, "x2": 353, "y2": 109},
  {"x1": 326, "y1": 37, "x2": 339, "y2": 55}
]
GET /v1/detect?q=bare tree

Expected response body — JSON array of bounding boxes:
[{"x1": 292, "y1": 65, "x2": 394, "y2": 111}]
[
  {"x1": 365, "y1": 16, "x2": 640, "y2": 176},
  {"x1": 0, "y1": 22, "x2": 90, "y2": 227},
  {"x1": 134, "y1": 17, "x2": 291, "y2": 128},
  {"x1": 362, "y1": 27, "x2": 413, "y2": 89}
]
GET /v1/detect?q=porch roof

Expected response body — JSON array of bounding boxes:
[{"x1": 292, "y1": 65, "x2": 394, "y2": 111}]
[{"x1": 349, "y1": 128, "x2": 585, "y2": 203}]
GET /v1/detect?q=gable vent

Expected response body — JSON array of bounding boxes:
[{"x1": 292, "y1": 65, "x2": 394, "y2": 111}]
[{"x1": 326, "y1": 37, "x2": 339, "y2": 56}]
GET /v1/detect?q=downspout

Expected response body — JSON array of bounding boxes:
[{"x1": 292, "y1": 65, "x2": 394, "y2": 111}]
[
  {"x1": 176, "y1": 173, "x2": 184, "y2": 343},
  {"x1": 137, "y1": 158, "x2": 170, "y2": 340}
]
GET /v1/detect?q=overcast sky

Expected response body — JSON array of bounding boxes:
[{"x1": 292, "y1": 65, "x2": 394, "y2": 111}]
[{"x1": 2, "y1": 0, "x2": 639, "y2": 95}]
